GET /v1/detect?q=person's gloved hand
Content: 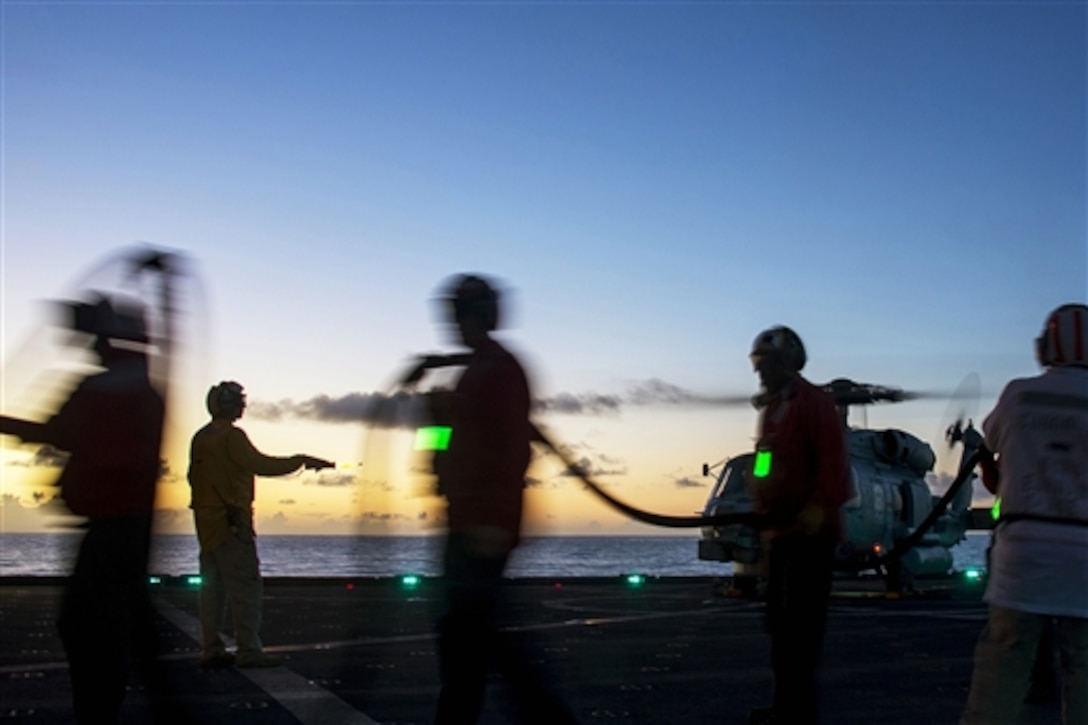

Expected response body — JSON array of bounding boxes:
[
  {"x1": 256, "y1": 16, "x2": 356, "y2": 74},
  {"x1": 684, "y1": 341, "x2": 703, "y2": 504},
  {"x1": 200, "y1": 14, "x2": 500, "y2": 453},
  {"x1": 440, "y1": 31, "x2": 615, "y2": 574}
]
[{"x1": 301, "y1": 456, "x2": 335, "y2": 471}]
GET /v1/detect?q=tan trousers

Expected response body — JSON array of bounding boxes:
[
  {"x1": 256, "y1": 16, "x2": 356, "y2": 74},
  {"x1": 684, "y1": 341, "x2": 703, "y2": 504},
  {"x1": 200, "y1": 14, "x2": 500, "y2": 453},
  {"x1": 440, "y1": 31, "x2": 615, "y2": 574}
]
[
  {"x1": 197, "y1": 516, "x2": 265, "y2": 657},
  {"x1": 961, "y1": 604, "x2": 1088, "y2": 725}
]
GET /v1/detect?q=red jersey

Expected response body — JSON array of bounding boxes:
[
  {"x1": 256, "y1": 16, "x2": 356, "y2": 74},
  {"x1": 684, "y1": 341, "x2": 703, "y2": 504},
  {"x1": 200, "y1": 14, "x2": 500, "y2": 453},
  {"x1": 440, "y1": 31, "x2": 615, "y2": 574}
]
[
  {"x1": 42, "y1": 356, "x2": 165, "y2": 519},
  {"x1": 748, "y1": 375, "x2": 849, "y2": 539},
  {"x1": 440, "y1": 339, "x2": 531, "y2": 549}
]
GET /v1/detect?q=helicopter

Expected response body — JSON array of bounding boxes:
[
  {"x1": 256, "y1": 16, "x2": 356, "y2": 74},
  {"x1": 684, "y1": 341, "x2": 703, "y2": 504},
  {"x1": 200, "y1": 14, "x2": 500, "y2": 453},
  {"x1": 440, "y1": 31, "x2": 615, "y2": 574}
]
[{"x1": 696, "y1": 378, "x2": 994, "y2": 594}]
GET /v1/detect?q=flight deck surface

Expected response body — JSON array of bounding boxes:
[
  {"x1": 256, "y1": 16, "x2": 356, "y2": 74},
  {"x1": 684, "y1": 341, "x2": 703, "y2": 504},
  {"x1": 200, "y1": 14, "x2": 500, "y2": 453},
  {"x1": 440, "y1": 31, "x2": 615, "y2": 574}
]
[{"x1": 0, "y1": 577, "x2": 1062, "y2": 724}]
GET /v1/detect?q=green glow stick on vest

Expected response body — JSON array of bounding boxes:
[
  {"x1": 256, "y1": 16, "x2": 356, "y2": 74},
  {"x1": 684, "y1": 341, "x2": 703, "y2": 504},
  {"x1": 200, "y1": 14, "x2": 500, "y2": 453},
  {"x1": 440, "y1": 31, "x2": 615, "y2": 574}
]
[
  {"x1": 991, "y1": 497, "x2": 1001, "y2": 521},
  {"x1": 753, "y1": 450, "x2": 773, "y2": 478},
  {"x1": 415, "y1": 426, "x2": 452, "y2": 451}
]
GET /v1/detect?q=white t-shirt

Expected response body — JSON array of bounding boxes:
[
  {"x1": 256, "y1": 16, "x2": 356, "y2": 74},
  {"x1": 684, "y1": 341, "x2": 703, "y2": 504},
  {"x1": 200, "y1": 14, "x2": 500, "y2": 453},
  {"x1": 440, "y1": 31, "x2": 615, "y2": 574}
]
[{"x1": 982, "y1": 366, "x2": 1088, "y2": 618}]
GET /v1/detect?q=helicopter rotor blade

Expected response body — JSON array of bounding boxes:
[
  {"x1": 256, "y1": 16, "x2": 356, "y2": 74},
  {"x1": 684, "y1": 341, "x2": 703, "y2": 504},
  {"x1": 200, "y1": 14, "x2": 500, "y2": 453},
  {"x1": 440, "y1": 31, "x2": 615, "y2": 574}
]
[
  {"x1": 939, "y1": 372, "x2": 981, "y2": 451},
  {"x1": 687, "y1": 394, "x2": 757, "y2": 407},
  {"x1": 686, "y1": 381, "x2": 977, "y2": 411}
]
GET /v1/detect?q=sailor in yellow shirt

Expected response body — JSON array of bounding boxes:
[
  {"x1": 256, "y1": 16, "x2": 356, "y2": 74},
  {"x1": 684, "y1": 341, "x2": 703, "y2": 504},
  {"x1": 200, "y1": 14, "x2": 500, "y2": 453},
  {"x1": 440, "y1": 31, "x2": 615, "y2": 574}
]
[{"x1": 188, "y1": 381, "x2": 332, "y2": 668}]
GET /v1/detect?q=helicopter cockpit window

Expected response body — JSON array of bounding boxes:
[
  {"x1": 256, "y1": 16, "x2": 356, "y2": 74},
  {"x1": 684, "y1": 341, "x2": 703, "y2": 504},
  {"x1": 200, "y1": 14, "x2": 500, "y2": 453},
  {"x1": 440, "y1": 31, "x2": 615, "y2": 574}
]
[
  {"x1": 843, "y1": 466, "x2": 862, "y2": 509},
  {"x1": 711, "y1": 455, "x2": 752, "y2": 500},
  {"x1": 710, "y1": 466, "x2": 734, "y2": 500}
]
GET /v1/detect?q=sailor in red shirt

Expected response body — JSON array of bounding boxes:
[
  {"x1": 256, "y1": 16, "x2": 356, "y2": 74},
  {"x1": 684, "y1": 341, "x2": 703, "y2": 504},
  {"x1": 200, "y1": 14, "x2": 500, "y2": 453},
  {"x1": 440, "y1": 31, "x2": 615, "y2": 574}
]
[
  {"x1": 745, "y1": 326, "x2": 849, "y2": 725},
  {"x1": 438, "y1": 332, "x2": 531, "y2": 555},
  {"x1": 405, "y1": 274, "x2": 576, "y2": 725},
  {"x1": 1, "y1": 297, "x2": 175, "y2": 723}
]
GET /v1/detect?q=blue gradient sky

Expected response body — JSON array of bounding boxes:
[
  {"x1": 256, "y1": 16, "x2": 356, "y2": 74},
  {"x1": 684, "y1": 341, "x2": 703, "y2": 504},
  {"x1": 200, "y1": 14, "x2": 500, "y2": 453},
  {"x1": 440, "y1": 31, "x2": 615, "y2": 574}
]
[{"x1": 2, "y1": 2, "x2": 1085, "y2": 535}]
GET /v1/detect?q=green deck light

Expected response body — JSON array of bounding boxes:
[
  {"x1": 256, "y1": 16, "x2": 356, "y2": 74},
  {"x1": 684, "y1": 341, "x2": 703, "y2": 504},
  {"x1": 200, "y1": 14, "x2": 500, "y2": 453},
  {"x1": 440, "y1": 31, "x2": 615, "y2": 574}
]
[
  {"x1": 186, "y1": 575, "x2": 203, "y2": 586},
  {"x1": 148, "y1": 576, "x2": 162, "y2": 585},
  {"x1": 414, "y1": 426, "x2": 452, "y2": 451},
  {"x1": 401, "y1": 574, "x2": 421, "y2": 588},
  {"x1": 963, "y1": 567, "x2": 984, "y2": 582},
  {"x1": 625, "y1": 573, "x2": 646, "y2": 586},
  {"x1": 753, "y1": 450, "x2": 773, "y2": 478}
]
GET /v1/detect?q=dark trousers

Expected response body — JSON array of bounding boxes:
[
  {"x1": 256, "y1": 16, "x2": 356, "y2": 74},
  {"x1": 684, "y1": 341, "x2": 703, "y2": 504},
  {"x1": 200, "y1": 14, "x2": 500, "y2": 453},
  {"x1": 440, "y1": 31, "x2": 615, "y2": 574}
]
[
  {"x1": 58, "y1": 517, "x2": 178, "y2": 724},
  {"x1": 764, "y1": 531, "x2": 835, "y2": 725},
  {"x1": 434, "y1": 533, "x2": 577, "y2": 725}
]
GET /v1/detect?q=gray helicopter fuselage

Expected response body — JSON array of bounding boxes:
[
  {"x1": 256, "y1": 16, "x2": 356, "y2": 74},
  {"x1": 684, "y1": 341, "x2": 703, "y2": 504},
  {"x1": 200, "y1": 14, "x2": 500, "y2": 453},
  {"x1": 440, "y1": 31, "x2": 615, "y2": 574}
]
[{"x1": 698, "y1": 427, "x2": 976, "y2": 580}]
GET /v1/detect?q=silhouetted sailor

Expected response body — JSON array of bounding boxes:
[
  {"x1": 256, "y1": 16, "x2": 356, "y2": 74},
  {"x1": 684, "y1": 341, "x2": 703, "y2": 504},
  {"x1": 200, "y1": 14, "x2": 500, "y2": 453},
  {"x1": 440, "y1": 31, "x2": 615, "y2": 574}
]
[
  {"x1": 405, "y1": 274, "x2": 578, "y2": 725},
  {"x1": 188, "y1": 380, "x2": 333, "y2": 668},
  {"x1": 1, "y1": 296, "x2": 178, "y2": 723},
  {"x1": 961, "y1": 304, "x2": 1088, "y2": 725},
  {"x1": 744, "y1": 326, "x2": 849, "y2": 725}
]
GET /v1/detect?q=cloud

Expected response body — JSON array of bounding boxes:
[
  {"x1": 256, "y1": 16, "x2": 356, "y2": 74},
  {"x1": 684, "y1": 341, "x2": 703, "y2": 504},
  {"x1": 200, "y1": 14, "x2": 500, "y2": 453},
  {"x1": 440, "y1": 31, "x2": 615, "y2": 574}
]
[
  {"x1": 545, "y1": 440, "x2": 628, "y2": 481},
  {"x1": 673, "y1": 476, "x2": 705, "y2": 489},
  {"x1": 626, "y1": 379, "x2": 700, "y2": 405},
  {"x1": 534, "y1": 379, "x2": 725, "y2": 416},
  {"x1": 6, "y1": 448, "x2": 185, "y2": 488},
  {"x1": 159, "y1": 459, "x2": 183, "y2": 484},
  {"x1": 355, "y1": 476, "x2": 394, "y2": 493},
  {"x1": 528, "y1": 439, "x2": 629, "y2": 487},
  {"x1": 545, "y1": 378, "x2": 748, "y2": 414},
  {"x1": 560, "y1": 455, "x2": 628, "y2": 479},
  {"x1": 5, "y1": 445, "x2": 68, "y2": 468},
  {"x1": 0, "y1": 493, "x2": 48, "y2": 532},
  {"x1": 349, "y1": 510, "x2": 425, "y2": 531},
  {"x1": 534, "y1": 392, "x2": 621, "y2": 415},
  {"x1": 355, "y1": 511, "x2": 410, "y2": 521},
  {"x1": 247, "y1": 391, "x2": 428, "y2": 427},
  {"x1": 302, "y1": 471, "x2": 357, "y2": 488},
  {"x1": 244, "y1": 377, "x2": 737, "y2": 427}
]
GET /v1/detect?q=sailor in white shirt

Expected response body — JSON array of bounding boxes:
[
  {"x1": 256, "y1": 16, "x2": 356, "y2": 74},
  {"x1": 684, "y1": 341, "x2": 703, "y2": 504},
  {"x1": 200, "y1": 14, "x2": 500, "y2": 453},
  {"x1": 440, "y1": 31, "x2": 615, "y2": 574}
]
[{"x1": 962, "y1": 304, "x2": 1088, "y2": 725}]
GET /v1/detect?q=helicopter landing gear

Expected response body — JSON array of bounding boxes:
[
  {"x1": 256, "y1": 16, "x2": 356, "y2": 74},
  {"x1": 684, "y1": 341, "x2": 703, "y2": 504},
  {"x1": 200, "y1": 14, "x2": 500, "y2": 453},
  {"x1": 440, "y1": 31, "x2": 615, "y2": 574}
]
[
  {"x1": 883, "y1": 560, "x2": 916, "y2": 598},
  {"x1": 722, "y1": 574, "x2": 761, "y2": 598}
]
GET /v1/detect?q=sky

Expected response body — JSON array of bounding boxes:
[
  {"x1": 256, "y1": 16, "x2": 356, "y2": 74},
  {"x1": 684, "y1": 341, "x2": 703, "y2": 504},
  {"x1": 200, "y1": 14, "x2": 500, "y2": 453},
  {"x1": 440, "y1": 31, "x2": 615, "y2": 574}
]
[{"x1": 2, "y1": 0, "x2": 1085, "y2": 538}]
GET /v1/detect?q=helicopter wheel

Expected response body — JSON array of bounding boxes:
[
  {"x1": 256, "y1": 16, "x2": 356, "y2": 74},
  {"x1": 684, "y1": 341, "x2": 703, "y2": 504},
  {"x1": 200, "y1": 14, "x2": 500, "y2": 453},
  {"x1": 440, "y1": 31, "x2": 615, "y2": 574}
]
[
  {"x1": 883, "y1": 560, "x2": 915, "y2": 597},
  {"x1": 723, "y1": 574, "x2": 760, "y2": 599}
]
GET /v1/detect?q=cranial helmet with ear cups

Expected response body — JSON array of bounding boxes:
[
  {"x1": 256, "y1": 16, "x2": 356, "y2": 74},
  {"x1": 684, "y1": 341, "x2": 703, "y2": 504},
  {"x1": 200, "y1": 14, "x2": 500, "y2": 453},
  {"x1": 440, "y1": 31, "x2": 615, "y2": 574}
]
[
  {"x1": 444, "y1": 274, "x2": 500, "y2": 332},
  {"x1": 206, "y1": 381, "x2": 246, "y2": 420},
  {"x1": 749, "y1": 326, "x2": 807, "y2": 372},
  {"x1": 1037, "y1": 304, "x2": 1088, "y2": 368},
  {"x1": 67, "y1": 295, "x2": 149, "y2": 343}
]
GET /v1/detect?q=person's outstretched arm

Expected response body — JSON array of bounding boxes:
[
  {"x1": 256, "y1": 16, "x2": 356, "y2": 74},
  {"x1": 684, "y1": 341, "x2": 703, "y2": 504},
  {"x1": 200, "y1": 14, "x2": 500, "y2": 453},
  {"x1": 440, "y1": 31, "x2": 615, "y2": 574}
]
[
  {"x1": 227, "y1": 428, "x2": 333, "y2": 476},
  {"x1": 0, "y1": 415, "x2": 48, "y2": 443}
]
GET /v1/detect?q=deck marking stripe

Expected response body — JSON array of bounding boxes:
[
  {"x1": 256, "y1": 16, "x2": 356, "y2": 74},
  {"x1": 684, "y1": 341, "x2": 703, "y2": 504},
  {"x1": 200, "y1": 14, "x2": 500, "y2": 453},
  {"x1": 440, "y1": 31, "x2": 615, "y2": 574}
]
[
  {"x1": 153, "y1": 598, "x2": 379, "y2": 725},
  {"x1": 0, "y1": 596, "x2": 988, "y2": 678}
]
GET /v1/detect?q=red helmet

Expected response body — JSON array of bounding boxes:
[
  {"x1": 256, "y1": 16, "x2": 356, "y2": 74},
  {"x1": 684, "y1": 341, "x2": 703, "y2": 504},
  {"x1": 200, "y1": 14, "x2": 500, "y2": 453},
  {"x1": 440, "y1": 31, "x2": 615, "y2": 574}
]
[{"x1": 1037, "y1": 304, "x2": 1088, "y2": 368}]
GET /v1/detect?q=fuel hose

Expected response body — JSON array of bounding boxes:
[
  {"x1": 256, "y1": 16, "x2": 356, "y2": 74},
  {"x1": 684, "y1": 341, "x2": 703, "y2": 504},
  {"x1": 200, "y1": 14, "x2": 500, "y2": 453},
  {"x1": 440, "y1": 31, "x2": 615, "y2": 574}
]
[{"x1": 531, "y1": 424, "x2": 765, "y2": 530}]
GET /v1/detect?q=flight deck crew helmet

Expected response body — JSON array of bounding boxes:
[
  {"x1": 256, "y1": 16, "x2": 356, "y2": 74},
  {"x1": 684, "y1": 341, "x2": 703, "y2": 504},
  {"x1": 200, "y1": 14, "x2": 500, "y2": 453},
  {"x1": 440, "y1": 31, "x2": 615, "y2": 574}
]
[
  {"x1": 750, "y1": 326, "x2": 807, "y2": 372},
  {"x1": 1036, "y1": 303, "x2": 1088, "y2": 368},
  {"x1": 444, "y1": 274, "x2": 501, "y2": 331},
  {"x1": 67, "y1": 295, "x2": 150, "y2": 344},
  {"x1": 206, "y1": 381, "x2": 246, "y2": 420}
]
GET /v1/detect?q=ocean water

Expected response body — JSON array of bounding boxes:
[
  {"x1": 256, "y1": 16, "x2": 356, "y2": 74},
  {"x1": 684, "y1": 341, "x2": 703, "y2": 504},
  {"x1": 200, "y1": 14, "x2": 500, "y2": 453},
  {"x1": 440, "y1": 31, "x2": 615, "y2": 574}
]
[{"x1": 0, "y1": 531, "x2": 992, "y2": 579}]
